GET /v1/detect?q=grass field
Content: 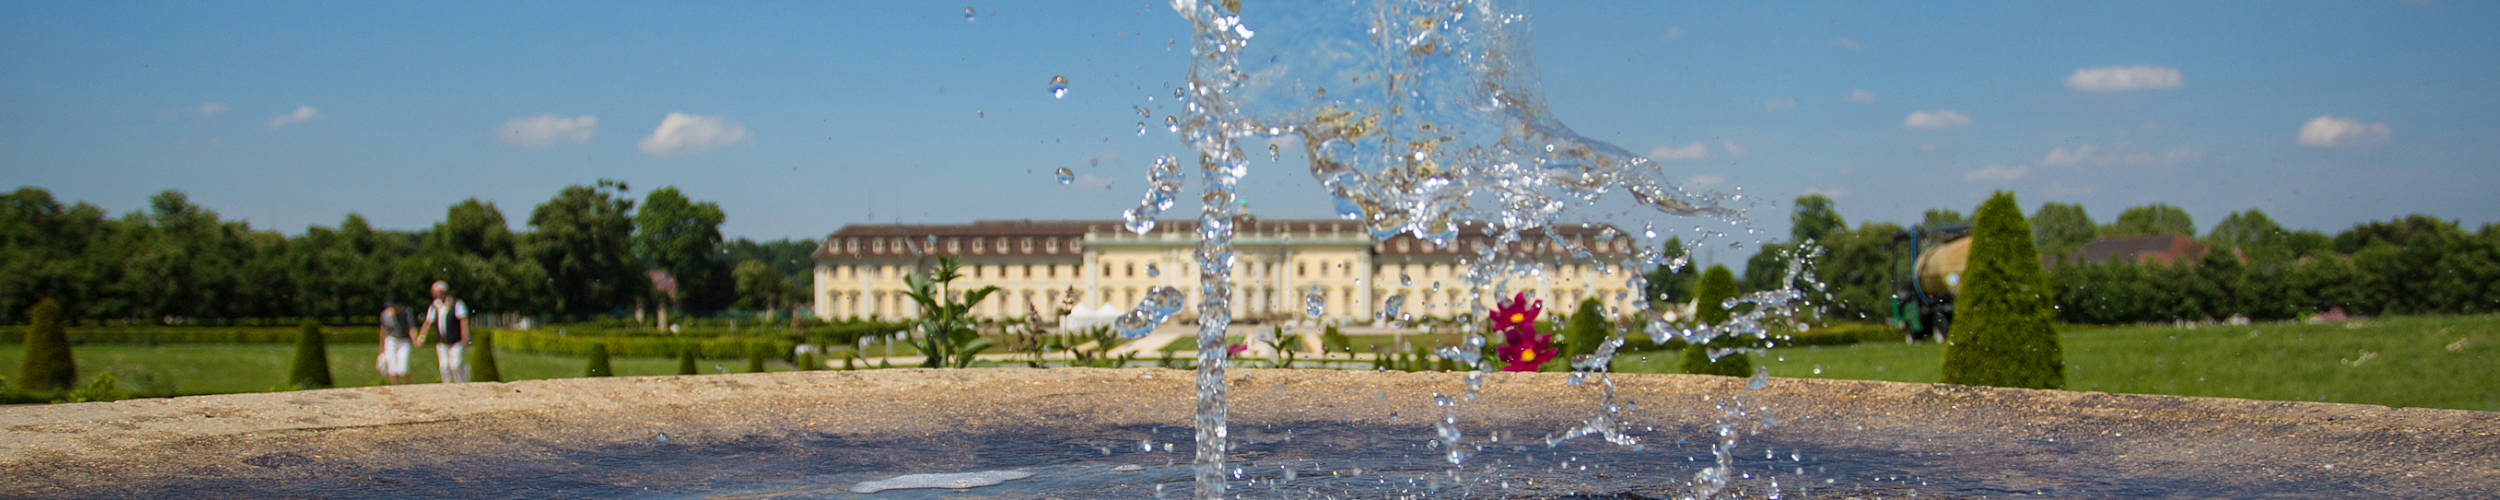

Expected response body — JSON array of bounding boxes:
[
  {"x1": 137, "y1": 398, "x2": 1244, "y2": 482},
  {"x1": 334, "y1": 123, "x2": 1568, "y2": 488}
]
[
  {"x1": 1616, "y1": 314, "x2": 2500, "y2": 411},
  {"x1": 0, "y1": 343, "x2": 768, "y2": 398}
]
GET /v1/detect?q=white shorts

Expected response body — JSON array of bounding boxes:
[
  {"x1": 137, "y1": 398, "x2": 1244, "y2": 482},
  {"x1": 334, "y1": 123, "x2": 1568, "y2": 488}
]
[{"x1": 378, "y1": 337, "x2": 413, "y2": 375}]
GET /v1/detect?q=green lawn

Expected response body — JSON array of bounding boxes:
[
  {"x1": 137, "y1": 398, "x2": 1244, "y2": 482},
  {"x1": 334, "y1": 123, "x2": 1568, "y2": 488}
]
[
  {"x1": 1617, "y1": 314, "x2": 2500, "y2": 411},
  {"x1": 0, "y1": 343, "x2": 747, "y2": 398}
]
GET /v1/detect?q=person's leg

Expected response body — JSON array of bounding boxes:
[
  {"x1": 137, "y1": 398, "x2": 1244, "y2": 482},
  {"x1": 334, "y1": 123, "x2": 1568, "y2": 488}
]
[
  {"x1": 446, "y1": 343, "x2": 469, "y2": 383},
  {"x1": 386, "y1": 338, "x2": 412, "y2": 384},
  {"x1": 436, "y1": 343, "x2": 456, "y2": 383}
]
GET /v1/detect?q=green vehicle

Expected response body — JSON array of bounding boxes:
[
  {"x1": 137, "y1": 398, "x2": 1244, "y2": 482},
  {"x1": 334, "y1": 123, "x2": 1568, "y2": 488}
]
[{"x1": 1890, "y1": 224, "x2": 1972, "y2": 342}]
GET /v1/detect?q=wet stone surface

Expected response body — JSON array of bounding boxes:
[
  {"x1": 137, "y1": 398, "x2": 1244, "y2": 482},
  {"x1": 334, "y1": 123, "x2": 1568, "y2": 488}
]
[{"x1": 1, "y1": 369, "x2": 2492, "y2": 498}]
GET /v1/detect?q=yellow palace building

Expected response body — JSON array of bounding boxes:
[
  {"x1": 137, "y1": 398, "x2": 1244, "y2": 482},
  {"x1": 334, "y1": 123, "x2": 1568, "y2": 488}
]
[{"x1": 810, "y1": 219, "x2": 1641, "y2": 324}]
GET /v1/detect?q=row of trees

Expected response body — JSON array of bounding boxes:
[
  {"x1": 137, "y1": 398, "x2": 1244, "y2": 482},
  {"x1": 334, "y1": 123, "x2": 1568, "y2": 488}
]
[
  {"x1": 1695, "y1": 194, "x2": 2500, "y2": 326},
  {"x1": 0, "y1": 183, "x2": 818, "y2": 325}
]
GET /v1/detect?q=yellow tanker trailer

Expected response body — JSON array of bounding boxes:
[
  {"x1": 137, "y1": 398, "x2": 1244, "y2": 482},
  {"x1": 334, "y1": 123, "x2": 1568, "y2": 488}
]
[{"x1": 1891, "y1": 224, "x2": 1972, "y2": 341}]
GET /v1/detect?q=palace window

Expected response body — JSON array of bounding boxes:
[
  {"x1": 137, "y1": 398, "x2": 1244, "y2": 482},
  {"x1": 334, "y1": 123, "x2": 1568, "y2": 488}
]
[{"x1": 1046, "y1": 238, "x2": 1059, "y2": 253}]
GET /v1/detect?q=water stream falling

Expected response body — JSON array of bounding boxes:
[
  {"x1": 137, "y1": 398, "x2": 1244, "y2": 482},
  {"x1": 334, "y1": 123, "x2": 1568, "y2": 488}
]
[{"x1": 1140, "y1": 0, "x2": 1826, "y2": 497}]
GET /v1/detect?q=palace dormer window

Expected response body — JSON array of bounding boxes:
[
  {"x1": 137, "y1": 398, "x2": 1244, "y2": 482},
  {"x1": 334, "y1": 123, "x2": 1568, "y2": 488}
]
[
  {"x1": 872, "y1": 239, "x2": 885, "y2": 252},
  {"x1": 951, "y1": 238, "x2": 964, "y2": 253},
  {"x1": 1046, "y1": 238, "x2": 1059, "y2": 253},
  {"x1": 1022, "y1": 237, "x2": 1033, "y2": 252}
]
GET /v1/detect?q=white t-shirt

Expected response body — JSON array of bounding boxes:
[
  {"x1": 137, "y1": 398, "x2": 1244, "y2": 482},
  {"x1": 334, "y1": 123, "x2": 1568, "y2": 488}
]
[{"x1": 426, "y1": 299, "x2": 468, "y2": 342}]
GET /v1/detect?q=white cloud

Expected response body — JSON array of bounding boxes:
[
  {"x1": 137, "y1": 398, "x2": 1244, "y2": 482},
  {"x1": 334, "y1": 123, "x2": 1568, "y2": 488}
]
[
  {"x1": 2298, "y1": 115, "x2": 2391, "y2": 148},
  {"x1": 1845, "y1": 89, "x2": 1876, "y2": 103},
  {"x1": 1720, "y1": 139, "x2": 1747, "y2": 157},
  {"x1": 638, "y1": 112, "x2": 751, "y2": 155},
  {"x1": 2039, "y1": 143, "x2": 2199, "y2": 166},
  {"x1": 1903, "y1": 109, "x2": 1970, "y2": 129},
  {"x1": 1831, "y1": 37, "x2": 1862, "y2": 50},
  {"x1": 1801, "y1": 186, "x2": 1850, "y2": 199},
  {"x1": 1684, "y1": 174, "x2": 1726, "y2": 190},
  {"x1": 198, "y1": 102, "x2": 227, "y2": 117},
  {"x1": 498, "y1": 114, "x2": 598, "y2": 148},
  {"x1": 1664, "y1": 26, "x2": 1686, "y2": 39},
  {"x1": 1648, "y1": 142, "x2": 1710, "y2": 162},
  {"x1": 1964, "y1": 164, "x2": 2029, "y2": 182},
  {"x1": 1762, "y1": 98, "x2": 1796, "y2": 110},
  {"x1": 2065, "y1": 65, "x2": 2183, "y2": 92},
  {"x1": 267, "y1": 105, "x2": 320, "y2": 129}
]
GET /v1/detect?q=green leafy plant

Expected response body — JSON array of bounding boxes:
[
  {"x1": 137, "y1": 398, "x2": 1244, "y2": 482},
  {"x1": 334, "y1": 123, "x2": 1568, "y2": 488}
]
[
  {"x1": 14, "y1": 299, "x2": 74, "y2": 392},
  {"x1": 1940, "y1": 191, "x2": 2065, "y2": 389},
  {"x1": 585, "y1": 344, "x2": 614, "y2": 377},
  {"x1": 288, "y1": 320, "x2": 332, "y2": 389},
  {"x1": 902, "y1": 257, "x2": 1000, "y2": 368},
  {"x1": 58, "y1": 372, "x2": 127, "y2": 403},
  {"x1": 1260, "y1": 326, "x2": 1299, "y2": 368}
]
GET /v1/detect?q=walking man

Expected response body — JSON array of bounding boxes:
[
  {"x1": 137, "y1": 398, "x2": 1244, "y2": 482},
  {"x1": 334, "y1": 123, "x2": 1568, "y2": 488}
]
[
  {"x1": 415, "y1": 281, "x2": 472, "y2": 383},
  {"x1": 375, "y1": 298, "x2": 414, "y2": 385}
]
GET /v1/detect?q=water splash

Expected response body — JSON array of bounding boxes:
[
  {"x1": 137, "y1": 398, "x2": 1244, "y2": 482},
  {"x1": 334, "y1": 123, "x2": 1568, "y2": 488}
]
[
  {"x1": 1159, "y1": 0, "x2": 1763, "y2": 497},
  {"x1": 1113, "y1": 286, "x2": 1186, "y2": 338}
]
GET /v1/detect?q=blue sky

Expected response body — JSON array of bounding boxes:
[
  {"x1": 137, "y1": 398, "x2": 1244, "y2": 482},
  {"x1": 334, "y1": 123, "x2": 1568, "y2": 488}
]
[{"x1": 4, "y1": 1, "x2": 2493, "y2": 266}]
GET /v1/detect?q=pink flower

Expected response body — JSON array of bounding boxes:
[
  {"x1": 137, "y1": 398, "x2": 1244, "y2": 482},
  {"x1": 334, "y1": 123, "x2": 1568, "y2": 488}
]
[
  {"x1": 1490, "y1": 293, "x2": 1554, "y2": 372},
  {"x1": 1225, "y1": 342, "x2": 1248, "y2": 358}
]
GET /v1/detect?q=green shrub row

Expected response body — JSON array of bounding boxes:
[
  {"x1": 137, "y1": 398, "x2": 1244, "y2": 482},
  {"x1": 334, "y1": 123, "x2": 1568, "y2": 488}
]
[
  {"x1": 2, "y1": 326, "x2": 367, "y2": 346},
  {"x1": 492, "y1": 330, "x2": 796, "y2": 359}
]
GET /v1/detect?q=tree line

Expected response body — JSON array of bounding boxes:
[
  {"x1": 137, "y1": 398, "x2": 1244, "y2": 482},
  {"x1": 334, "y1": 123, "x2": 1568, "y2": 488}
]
[
  {"x1": 1648, "y1": 195, "x2": 2499, "y2": 326},
  {"x1": 0, "y1": 182, "x2": 817, "y2": 325}
]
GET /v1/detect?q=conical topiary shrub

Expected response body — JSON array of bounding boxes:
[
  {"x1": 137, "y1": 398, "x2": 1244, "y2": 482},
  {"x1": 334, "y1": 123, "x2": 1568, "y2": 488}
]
[
  {"x1": 746, "y1": 345, "x2": 768, "y2": 373},
  {"x1": 14, "y1": 299, "x2": 75, "y2": 392},
  {"x1": 289, "y1": 320, "x2": 334, "y2": 389},
  {"x1": 798, "y1": 352, "x2": 820, "y2": 371},
  {"x1": 677, "y1": 348, "x2": 699, "y2": 375},
  {"x1": 1680, "y1": 265, "x2": 1753, "y2": 377},
  {"x1": 585, "y1": 344, "x2": 614, "y2": 377},
  {"x1": 469, "y1": 330, "x2": 501, "y2": 382},
  {"x1": 1939, "y1": 191, "x2": 2065, "y2": 389},
  {"x1": 1563, "y1": 298, "x2": 1609, "y2": 361}
]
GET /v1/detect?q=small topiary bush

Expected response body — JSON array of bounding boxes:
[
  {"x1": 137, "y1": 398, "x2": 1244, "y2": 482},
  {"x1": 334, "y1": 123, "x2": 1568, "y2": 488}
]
[
  {"x1": 677, "y1": 349, "x2": 699, "y2": 375},
  {"x1": 585, "y1": 344, "x2": 614, "y2": 377},
  {"x1": 1939, "y1": 191, "x2": 2065, "y2": 389},
  {"x1": 14, "y1": 299, "x2": 75, "y2": 393},
  {"x1": 746, "y1": 345, "x2": 768, "y2": 373},
  {"x1": 1564, "y1": 298, "x2": 1609, "y2": 361},
  {"x1": 797, "y1": 352, "x2": 820, "y2": 371},
  {"x1": 288, "y1": 320, "x2": 333, "y2": 389},
  {"x1": 1681, "y1": 265, "x2": 1754, "y2": 377},
  {"x1": 470, "y1": 331, "x2": 502, "y2": 382}
]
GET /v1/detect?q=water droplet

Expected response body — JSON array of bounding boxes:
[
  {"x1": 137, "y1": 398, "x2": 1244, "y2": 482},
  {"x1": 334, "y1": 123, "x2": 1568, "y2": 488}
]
[
  {"x1": 1047, "y1": 75, "x2": 1070, "y2": 98},
  {"x1": 1054, "y1": 167, "x2": 1076, "y2": 184},
  {"x1": 962, "y1": 6, "x2": 975, "y2": 21},
  {"x1": 1399, "y1": 273, "x2": 1413, "y2": 286},
  {"x1": 1164, "y1": 115, "x2": 1180, "y2": 133},
  {"x1": 1147, "y1": 263, "x2": 1161, "y2": 277},
  {"x1": 1303, "y1": 287, "x2": 1326, "y2": 318},
  {"x1": 1811, "y1": 364, "x2": 1824, "y2": 375}
]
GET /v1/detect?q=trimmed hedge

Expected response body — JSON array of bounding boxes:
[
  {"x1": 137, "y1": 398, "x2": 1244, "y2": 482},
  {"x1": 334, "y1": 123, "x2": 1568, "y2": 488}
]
[
  {"x1": 1940, "y1": 192, "x2": 2066, "y2": 389},
  {"x1": 3, "y1": 326, "x2": 366, "y2": 346},
  {"x1": 493, "y1": 330, "x2": 796, "y2": 359},
  {"x1": 15, "y1": 300, "x2": 75, "y2": 392},
  {"x1": 288, "y1": 320, "x2": 332, "y2": 389},
  {"x1": 585, "y1": 344, "x2": 613, "y2": 377}
]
